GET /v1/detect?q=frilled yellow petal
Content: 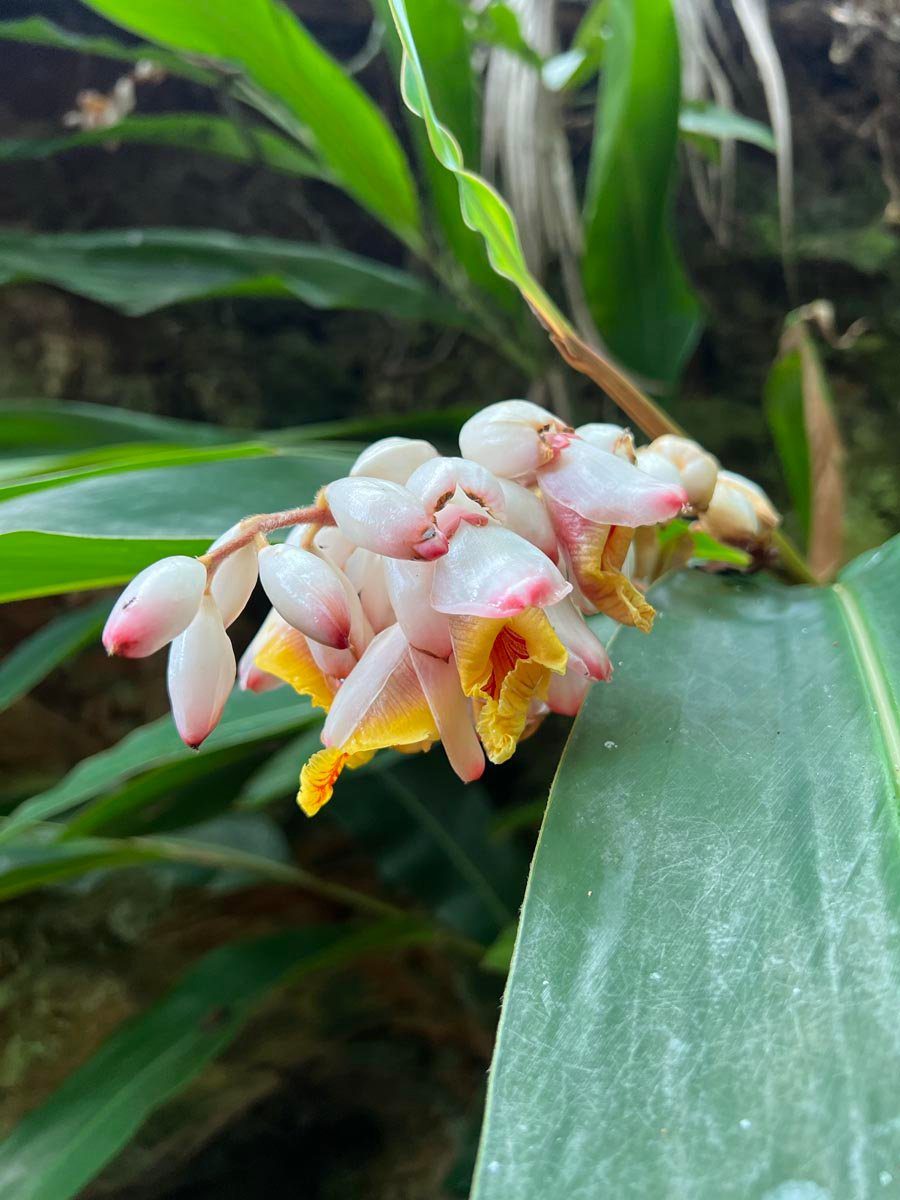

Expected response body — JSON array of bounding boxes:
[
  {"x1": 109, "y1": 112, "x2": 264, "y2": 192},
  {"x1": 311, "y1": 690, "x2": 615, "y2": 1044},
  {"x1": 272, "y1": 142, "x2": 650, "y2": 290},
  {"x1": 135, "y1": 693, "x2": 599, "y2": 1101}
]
[
  {"x1": 255, "y1": 621, "x2": 336, "y2": 712},
  {"x1": 568, "y1": 519, "x2": 655, "y2": 633},
  {"x1": 296, "y1": 747, "x2": 374, "y2": 816},
  {"x1": 298, "y1": 747, "x2": 349, "y2": 816},
  {"x1": 449, "y1": 608, "x2": 566, "y2": 765}
]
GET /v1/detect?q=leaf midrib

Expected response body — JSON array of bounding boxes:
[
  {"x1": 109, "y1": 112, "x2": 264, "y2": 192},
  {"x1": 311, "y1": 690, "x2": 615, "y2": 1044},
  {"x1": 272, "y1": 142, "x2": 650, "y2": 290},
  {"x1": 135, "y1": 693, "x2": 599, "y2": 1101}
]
[{"x1": 833, "y1": 581, "x2": 900, "y2": 801}]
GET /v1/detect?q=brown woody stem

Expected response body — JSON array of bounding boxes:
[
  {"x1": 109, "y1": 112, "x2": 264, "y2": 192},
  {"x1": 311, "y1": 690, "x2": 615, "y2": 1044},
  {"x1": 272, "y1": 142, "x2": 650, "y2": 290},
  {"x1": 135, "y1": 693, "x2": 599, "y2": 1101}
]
[{"x1": 199, "y1": 502, "x2": 335, "y2": 577}]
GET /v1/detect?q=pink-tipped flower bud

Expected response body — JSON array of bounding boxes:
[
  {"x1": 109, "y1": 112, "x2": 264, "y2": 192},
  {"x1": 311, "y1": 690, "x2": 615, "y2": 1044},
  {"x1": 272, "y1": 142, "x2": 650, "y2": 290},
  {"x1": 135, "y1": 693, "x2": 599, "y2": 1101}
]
[
  {"x1": 459, "y1": 400, "x2": 573, "y2": 481},
  {"x1": 167, "y1": 595, "x2": 236, "y2": 748},
  {"x1": 258, "y1": 543, "x2": 354, "y2": 650},
  {"x1": 539, "y1": 438, "x2": 688, "y2": 528},
  {"x1": 207, "y1": 524, "x2": 259, "y2": 628},
  {"x1": 325, "y1": 476, "x2": 448, "y2": 561},
  {"x1": 405, "y1": 456, "x2": 506, "y2": 520},
  {"x1": 350, "y1": 436, "x2": 439, "y2": 484},
  {"x1": 103, "y1": 555, "x2": 206, "y2": 658},
  {"x1": 635, "y1": 447, "x2": 685, "y2": 488},
  {"x1": 431, "y1": 521, "x2": 571, "y2": 619},
  {"x1": 576, "y1": 423, "x2": 637, "y2": 462},
  {"x1": 648, "y1": 435, "x2": 719, "y2": 512}
]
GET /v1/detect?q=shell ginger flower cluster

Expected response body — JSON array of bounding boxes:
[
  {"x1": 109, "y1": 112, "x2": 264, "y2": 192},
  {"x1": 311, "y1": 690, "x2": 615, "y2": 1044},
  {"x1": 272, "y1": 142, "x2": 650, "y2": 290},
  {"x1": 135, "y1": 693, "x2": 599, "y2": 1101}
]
[{"x1": 102, "y1": 400, "x2": 779, "y2": 816}]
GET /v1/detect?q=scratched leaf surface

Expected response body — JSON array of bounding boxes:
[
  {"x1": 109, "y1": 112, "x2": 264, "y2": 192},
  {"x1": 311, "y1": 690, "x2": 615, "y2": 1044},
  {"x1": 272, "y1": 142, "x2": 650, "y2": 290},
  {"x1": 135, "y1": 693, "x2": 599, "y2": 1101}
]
[{"x1": 473, "y1": 535, "x2": 900, "y2": 1199}]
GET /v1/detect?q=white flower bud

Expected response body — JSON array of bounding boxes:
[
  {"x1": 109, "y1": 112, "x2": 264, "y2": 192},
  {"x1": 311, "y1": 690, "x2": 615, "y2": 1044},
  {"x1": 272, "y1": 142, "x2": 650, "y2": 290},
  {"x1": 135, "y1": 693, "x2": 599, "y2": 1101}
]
[
  {"x1": 699, "y1": 470, "x2": 780, "y2": 544},
  {"x1": 167, "y1": 595, "x2": 236, "y2": 748},
  {"x1": 207, "y1": 524, "x2": 259, "y2": 628},
  {"x1": 648, "y1": 435, "x2": 719, "y2": 511},
  {"x1": 103, "y1": 556, "x2": 206, "y2": 658},
  {"x1": 350, "y1": 436, "x2": 439, "y2": 484},
  {"x1": 405, "y1": 456, "x2": 506, "y2": 519},
  {"x1": 258, "y1": 544, "x2": 355, "y2": 650},
  {"x1": 459, "y1": 400, "x2": 572, "y2": 480},
  {"x1": 326, "y1": 476, "x2": 448, "y2": 561},
  {"x1": 576, "y1": 423, "x2": 636, "y2": 462},
  {"x1": 635, "y1": 447, "x2": 685, "y2": 488}
]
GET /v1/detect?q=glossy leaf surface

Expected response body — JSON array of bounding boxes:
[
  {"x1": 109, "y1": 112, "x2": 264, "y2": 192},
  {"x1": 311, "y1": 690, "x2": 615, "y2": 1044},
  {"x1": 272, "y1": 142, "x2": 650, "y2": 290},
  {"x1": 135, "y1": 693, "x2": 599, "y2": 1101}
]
[{"x1": 474, "y1": 537, "x2": 900, "y2": 1198}]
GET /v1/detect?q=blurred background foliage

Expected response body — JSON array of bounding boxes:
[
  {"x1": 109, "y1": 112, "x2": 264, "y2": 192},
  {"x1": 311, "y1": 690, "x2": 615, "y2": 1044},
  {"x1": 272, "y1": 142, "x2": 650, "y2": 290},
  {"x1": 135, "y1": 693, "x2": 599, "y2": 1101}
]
[{"x1": 0, "y1": 1, "x2": 898, "y2": 1196}]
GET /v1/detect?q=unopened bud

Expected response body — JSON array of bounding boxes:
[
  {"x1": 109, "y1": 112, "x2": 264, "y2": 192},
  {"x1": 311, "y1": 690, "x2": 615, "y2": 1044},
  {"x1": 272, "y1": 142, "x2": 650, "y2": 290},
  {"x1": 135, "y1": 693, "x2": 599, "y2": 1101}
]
[
  {"x1": 259, "y1": 543, "x2": 354, "y2": 650},
  {"x1": 648, "y1": 435, "x2": 719, "y2": 511},
  {"x1": 326, "y1": 476, "x2": 449, "y2": 561},
  {"x1": 539, "y1": 439, "x2": 687, "y2": 527},
  {"x1": 207, "y1": 524, "x2": 259, "y2": 628},
  {"x1": 576, "y1": 423, "x2": 636, "y2": 462},
  {"x1": 431, "y1": 521, "x2": 571, "y2": 619},
  {"x1": 699, "y1": 470, "x2": 780, "y2": 544},
  {"x1": 459, "y1": 400, "x2": 572, "y2": 481},
  {"x1": 167, "y1": 595, "x2": 236, "y2": 748},
  {"x1": 103, "y1": 556, "x2": 206, "y2": 658},
  {"x1": 635, "y1": 448, "x2": 685, "y2": 488},
  {"x1": 350, "y1": 436, "x2": 439, "y2": 484}
]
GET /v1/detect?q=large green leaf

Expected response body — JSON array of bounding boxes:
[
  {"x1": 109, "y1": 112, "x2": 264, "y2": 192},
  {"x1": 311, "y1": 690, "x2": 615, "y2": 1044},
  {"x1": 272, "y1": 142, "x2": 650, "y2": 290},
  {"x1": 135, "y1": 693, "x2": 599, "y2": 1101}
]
[
  {"x1": 473, "y1": 537, "x2": 900, "y2": 1197},
  {"x1": 0, "y1": 114, "x2": 323, "y2": 177},
  {"x1": 82, "y1": 0, "x2": 421, "y2": 244},
  {"x1": 0, "y1": 598, "x2": 109, "y2": 713},
  {"x1": 0, "y1": 446, "x2": 352, "y2": 601},
  {"x1": 0, "y1": 688, "x2": 316, "y2": 843},
  {"x1": 0, "y1": 920, "x2": 422, "y2": 1200},
  {"x1": 0, "y1": 399, "x2": 235, "y2": 455},
  {"x1": 0, "y1": 442, "x2": 272, "y2": 502},
  {"x1": 0, "y1": 229, "x2": 464, "y2": 324},
  {"x1": 582, "y1": 0, "x2": 702, "y2": 385}
]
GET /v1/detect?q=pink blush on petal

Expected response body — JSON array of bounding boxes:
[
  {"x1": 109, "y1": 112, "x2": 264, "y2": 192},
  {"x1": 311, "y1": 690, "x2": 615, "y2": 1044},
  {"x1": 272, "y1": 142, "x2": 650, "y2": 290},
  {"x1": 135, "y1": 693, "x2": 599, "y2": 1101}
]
[{"x1": 494, "y1": 574, "x2": 570, "y2": 617}]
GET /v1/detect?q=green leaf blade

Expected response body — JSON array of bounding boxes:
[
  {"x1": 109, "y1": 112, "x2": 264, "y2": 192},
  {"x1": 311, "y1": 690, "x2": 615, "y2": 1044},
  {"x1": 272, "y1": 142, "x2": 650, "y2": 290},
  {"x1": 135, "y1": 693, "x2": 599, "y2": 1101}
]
[
  {"x1": 0, "y1": 229, "x2": 464, "y2": 324},
  {"x1": 582, "y1": 0, "x2": 702, "y2": 385},
  {"x1": 0, "y1": 447, "x2": 352, "y2": 602},
  {"x1": 473, "y1": 537, "x2": 900, "y2": 1198},
  {"x1": 0, "y1": 599, "x2": 109, "y2": 712},
  {"x1": 0, "y1": 113, "x2": 324, "y2": 177}
]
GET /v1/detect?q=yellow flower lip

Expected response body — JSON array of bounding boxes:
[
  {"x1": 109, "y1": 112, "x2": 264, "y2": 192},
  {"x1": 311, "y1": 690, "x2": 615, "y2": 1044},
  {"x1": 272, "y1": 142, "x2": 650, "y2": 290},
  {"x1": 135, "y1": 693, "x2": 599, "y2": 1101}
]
[{"x1": 450, "y1": 608, "x2": 567, "y2": 765}]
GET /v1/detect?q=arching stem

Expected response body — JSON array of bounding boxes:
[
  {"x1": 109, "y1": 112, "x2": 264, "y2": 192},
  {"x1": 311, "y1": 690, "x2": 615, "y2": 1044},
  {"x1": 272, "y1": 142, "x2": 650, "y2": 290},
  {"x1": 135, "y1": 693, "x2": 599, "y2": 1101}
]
[{"x1": 200, "y1": 502, "x2": 336, "y2": 578}]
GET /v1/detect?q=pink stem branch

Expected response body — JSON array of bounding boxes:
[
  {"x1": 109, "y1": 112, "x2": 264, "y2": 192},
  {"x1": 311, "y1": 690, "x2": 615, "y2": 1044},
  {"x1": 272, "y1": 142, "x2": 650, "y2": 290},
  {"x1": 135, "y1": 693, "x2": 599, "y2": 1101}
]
[{"x1": 199, "y1": 502, "x2": 335, "y2": 577}]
